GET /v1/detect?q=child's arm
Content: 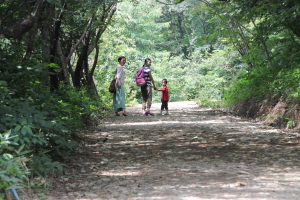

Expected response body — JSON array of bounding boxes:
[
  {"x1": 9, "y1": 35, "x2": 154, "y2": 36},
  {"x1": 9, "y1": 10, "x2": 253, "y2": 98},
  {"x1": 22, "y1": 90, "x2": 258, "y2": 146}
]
[
  {"x1": 148, "y1": 72, "x2": 157, "y2": 90},
  {"x1": 155, "y1": 87, "x2": 166, "y2": 91}
]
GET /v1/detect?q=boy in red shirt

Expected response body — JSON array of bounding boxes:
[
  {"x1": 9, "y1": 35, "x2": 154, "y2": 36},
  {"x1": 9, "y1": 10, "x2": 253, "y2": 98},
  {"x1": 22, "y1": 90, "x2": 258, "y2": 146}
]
[{"x1": 155, "y1": 79, "x2": 169, "y2": 115}]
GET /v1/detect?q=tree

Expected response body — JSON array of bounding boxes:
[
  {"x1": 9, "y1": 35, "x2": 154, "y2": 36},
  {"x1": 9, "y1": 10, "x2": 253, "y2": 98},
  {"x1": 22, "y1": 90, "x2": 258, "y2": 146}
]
[{"x1": 0, "y1": 0, "x2": 117, "y2": 93}]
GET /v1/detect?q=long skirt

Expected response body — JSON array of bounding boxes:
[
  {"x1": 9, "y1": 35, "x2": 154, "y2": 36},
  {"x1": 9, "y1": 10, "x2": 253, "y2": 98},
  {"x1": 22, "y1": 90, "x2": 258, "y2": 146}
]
[{"x1": 112, "y1": 84, "x2": 126, "y2": 112}]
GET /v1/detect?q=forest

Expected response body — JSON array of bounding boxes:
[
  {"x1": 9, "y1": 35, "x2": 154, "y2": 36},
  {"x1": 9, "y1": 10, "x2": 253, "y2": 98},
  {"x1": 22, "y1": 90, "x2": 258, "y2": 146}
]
[{"x1": 1, "y1": 0, "x2": 300, "y2": 198}]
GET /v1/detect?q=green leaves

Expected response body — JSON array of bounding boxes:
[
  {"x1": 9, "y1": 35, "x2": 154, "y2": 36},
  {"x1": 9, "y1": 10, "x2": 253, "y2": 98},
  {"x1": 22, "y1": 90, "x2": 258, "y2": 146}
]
[
  {"x1": 30, "y1": 154, "x2": 65, "y2": 177},
  {"x1": 0, "y1": 131, "x2": 31, "y2": 194},
  {"x1": 286, "y1": 118, "x2": 296, "y2": 129},
  {"x1": 0, "y1": 131, "x2": 18, "y2": 147}
]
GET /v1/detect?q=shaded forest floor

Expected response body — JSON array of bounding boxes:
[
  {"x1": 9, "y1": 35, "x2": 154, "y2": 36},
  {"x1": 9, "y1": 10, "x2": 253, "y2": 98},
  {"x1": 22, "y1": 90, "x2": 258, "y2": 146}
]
[{"x1": 30, "y1": 101, "x2": 300, "y2": 199}]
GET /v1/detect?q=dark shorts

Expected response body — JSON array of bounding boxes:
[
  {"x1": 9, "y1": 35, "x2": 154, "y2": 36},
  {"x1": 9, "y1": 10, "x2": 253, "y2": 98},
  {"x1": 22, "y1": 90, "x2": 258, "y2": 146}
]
[{"x1": 161, "y1": 100, "x2": 168, "y2": 110}]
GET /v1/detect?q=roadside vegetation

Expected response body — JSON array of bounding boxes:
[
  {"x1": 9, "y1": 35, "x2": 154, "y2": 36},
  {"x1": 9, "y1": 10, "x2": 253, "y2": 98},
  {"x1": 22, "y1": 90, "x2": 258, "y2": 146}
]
[{"x1": 1, "y1": 0, "x2": 300, "y2": 198}]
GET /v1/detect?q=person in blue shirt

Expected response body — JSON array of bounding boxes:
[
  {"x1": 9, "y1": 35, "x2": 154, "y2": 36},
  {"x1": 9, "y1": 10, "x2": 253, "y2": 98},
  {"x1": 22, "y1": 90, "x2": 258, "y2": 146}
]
[{"x1": 141, "y1": 58, "x2": 157, "y2": 116}]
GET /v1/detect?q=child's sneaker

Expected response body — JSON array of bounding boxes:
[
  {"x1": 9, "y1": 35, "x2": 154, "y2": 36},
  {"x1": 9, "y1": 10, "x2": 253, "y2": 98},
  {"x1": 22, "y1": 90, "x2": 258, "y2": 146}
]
[
  {"x1": 164, "y1": 113, "x2": 169, "y2": 115},
  {"x1": 157, "y1": 113, "x2": 162, "y2": 115}
]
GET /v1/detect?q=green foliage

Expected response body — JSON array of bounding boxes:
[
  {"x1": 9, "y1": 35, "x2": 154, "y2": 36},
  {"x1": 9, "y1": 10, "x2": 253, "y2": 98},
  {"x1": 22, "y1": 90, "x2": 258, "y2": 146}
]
[
  {"x1": 0, "y1": 80, "x2": 100, "y2": 194},
  {"x1": 224, "y1": 60, "x2": 300, "y2": 106},
  {"x1": 272, "y1": 68, "x2": 300, "y2": 101},
  {"x1": 0, "y1": 155, "x2": 28, "y2": 190},
  {"x1": 95, "y1": 0, "x2": 239, "y2": 107},
  {"x1": 285, "y1": 118, "x2": 296, "y2": 129},
  {"x1": 223, "y1": 67, "x2": 271, "y2": 106},
  {"x1": 2, "y1": 0, "x2": 300, "y2": 196},
  {"x1": 30, "y1": 154, "x2": 65, "y2": 177},
  {"x1": 1, "y1": 98, "x2": 76, "y2": 155},
  {"x1": 208, "y1": 0, "x2": 300, "y2": 107},
  {"x1": 0, "y1": 39, "x2": 104, "y2": 191},
  {"x1": 0, "y1": 0, "x2": 120, "y2": 196},
  {"x1": 0, "y1": 131, "x2": 31, "y2": 197}
]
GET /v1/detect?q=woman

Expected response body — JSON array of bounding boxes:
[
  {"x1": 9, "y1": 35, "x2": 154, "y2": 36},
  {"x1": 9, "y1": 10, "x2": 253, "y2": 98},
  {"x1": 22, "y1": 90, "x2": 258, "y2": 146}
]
[
  {"x1": 141, "y1": 58, "x2": 157, "y2": 116},
  {"x1": 113, "y1": 56, "x2": 127, "y2": 116}
]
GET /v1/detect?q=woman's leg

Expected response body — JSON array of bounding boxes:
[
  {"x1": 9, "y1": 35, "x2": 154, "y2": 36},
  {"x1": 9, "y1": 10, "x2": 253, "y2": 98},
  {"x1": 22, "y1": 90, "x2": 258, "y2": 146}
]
[
  {"x1": 141, "y1": 85, "x2": 148, "y2": 114},
  {"x1": 141, "y1": 85, "x2": 154, "y2": 115},
  {"x1": 146, "y1": 85, "x2": 152, "y2": 111}
]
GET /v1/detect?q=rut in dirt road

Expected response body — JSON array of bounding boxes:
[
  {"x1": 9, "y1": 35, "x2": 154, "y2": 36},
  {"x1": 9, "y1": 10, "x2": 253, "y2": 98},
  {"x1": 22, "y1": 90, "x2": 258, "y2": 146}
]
[{"x1": 51, "y1": 101, "x2": 300, "y2": 200}]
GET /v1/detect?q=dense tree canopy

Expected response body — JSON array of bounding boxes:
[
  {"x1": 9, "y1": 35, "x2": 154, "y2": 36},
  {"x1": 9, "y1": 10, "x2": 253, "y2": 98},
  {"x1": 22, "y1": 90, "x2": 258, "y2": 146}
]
[{"x1": 1, "y1": 0, "x2": 300, "y2": 196}]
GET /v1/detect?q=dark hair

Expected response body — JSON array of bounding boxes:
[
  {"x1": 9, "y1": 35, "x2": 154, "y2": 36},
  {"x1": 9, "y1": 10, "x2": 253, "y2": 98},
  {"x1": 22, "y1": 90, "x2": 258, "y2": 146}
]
[
  {"x1": 118, "y1": 56, "x2": 126, "y2": 63},
  {"x1": 162, "y1": 79, "x2": 168, "y2": 84},
  {"x1": 143, "y1": 58, "x2": 151, "y2": 66}
]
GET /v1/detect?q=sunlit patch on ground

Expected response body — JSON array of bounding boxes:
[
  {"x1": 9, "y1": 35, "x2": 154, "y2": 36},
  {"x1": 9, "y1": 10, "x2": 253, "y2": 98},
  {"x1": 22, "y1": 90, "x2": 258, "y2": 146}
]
[{"x1": 48, "y1": 102, "x2": 300, "y2": 199}]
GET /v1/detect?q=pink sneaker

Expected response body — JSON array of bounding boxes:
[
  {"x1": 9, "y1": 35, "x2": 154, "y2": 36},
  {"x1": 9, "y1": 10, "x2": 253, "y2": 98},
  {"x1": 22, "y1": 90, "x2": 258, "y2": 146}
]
[{"x1": 145, "y1": 111, "x2": 154, "y2": 116}]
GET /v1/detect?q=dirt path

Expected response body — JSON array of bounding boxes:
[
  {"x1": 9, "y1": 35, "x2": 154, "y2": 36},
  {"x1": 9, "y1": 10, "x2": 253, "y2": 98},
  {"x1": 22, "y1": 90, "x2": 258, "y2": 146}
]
[{"x1": 48, "y1": 101, "x2": 300, "y2": 200}]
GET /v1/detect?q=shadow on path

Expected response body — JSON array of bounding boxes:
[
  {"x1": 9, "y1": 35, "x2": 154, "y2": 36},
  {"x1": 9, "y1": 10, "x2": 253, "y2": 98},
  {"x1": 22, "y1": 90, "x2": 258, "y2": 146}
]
[{"x1": 50, "y1": 101, "x2": 300, "y2": 200}]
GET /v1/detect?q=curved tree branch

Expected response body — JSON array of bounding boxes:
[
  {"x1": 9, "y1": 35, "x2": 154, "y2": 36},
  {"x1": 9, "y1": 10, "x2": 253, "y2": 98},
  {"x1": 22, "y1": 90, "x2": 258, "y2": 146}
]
[
  {"x1": 0, "y1": 0, "x2": 46, "y2": 39},
  {"x1": 88, "y1": 3, "x2": 116, "y2": 55},
  {"x1": 199, "y1": 0, "x2": 253, "y2": 36},
  {"x1": 66, "y1": 15, "x2": 94, "y2": 61}
]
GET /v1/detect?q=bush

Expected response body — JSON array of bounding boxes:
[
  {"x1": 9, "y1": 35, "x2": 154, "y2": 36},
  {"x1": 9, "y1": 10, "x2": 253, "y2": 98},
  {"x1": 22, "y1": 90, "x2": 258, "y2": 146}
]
[
  {"x1": 224, "y1": 64, "x2": 300, "y2": 107},
  {"x1": 0, "y1": 64, "x2": 104, "y2": 192},
  {"x1": 0, "y1": 131, "x2": 31, "y2": 197}
]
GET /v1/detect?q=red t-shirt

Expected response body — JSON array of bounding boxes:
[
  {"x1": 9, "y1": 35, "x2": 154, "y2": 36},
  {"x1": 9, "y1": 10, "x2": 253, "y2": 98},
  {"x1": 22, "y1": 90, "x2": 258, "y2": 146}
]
[{"x1": 161, "y1": 86, "x2": 169, "y2": 101}]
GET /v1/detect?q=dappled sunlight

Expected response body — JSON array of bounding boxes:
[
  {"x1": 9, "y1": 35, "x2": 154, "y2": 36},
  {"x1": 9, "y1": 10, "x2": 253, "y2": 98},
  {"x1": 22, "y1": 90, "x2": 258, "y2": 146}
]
[
  {"x1": 105, "y1": 120, "x2": 228, "y2": 126},
  {"x1": 95, "y1": 165, "x2": 300, "y2": 200},
  {"x1": 59, "y1": 102, "x2": 300, "y2": 199},
  {"x1": 101, "y1": 170, "x2": 142, "y2": 176}
]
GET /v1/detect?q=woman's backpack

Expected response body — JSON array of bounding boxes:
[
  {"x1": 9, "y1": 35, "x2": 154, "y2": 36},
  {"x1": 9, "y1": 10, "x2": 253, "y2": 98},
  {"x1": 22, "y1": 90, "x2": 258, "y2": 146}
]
[
  {"x1": 108, "y1": 78, "x2": 116, "y2": 93},
  {"x1": 135, "y1": 68, "x2": 146, "y2": 86},
  {"x1": 109, "y1": 69, "x2": 117, "y2": 93}
]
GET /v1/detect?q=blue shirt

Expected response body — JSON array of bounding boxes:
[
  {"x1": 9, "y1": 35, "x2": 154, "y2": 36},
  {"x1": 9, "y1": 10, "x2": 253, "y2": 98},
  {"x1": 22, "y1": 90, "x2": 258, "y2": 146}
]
[{"x1": 143, "y1": 66, "x2": 151, "y2": 86}]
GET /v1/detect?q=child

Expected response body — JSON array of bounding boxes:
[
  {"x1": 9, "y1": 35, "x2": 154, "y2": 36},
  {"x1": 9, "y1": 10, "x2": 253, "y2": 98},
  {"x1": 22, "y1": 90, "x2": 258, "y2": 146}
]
[{"x1": 155, "y1": 79, "x2": 169, "y2": 115}]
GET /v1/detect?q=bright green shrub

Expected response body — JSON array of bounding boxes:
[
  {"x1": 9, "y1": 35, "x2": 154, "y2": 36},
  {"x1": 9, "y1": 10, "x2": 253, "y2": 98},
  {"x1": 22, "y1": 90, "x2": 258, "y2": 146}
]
[{"x1": 224, "y1": 63, "x2": 300, "y2": 106}]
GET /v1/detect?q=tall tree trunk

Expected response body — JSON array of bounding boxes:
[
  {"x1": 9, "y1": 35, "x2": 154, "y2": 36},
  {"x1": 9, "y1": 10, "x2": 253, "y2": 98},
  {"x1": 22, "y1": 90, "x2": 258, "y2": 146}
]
[
  {"x1": 54, "y1": 3, "x2": 71, "y2": 86},
  {"x1": 87, "y1": 42, "x2": 99, "y2": 95},
  {"x1": 45, "y1": 3, "x2": 60, "y2": 91},
  {"x1": 177, "y1": 12, "x2": 189, "y2": 59},
  {"x1": 73, "y1": 32, "x2": 90, "y2": 88},
  {"x1": 87, "y1": 4, "x2": 116, "y2": 95},
  {"x1": 60, "y1": 16, "x2": 94, "y2": 88},
  {"x1": 40, "y1": 3, "x2": 53, "y2": 87},
  {"x1": 83, "y1": 32, "x2": 90, "y2": 85}
]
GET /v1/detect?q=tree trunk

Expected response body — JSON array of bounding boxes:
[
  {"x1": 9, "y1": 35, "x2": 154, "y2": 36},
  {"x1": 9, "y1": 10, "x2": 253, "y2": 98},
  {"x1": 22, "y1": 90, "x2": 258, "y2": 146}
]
[
  {"x1": 23, "y1": 21, "x2": 39, "y2": 61},
  {"x1": 73, "y1": 32, "x2": 90, "y2": 88},
  {"x1": 54, "y1": 3, "x2": 71, "y2": 86},
  {"x1": 40, "y1": 3, "x2": 53, "y2": 87}
]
